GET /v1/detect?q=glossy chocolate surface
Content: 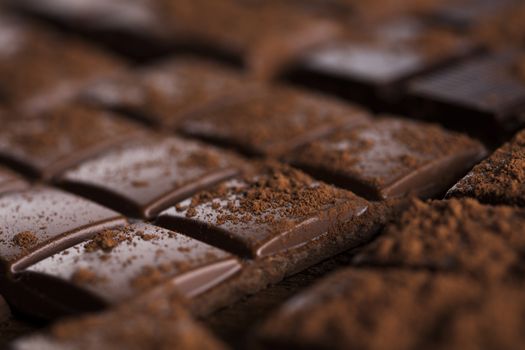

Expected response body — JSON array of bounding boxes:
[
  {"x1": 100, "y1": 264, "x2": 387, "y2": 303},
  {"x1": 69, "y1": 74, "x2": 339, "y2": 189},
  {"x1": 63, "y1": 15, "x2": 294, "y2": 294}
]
[
  {"x1": 0, "y1": 105, "x2": 144, "y2": 179},
  {"x1": 15, "y1": 223, "x2": 241, "y2": 317},
  {"x1": 84, "y1": 58, "x2": 253, "y2": 128},
  {"x1": 157, "y1": 163, "x2": 369, "y2": 258},
  {"x1": 58, "y1": 135, "x2": 242, "y2": 219},
  {"x1": 0, "y1": 186, "x2": 126, "y2": 273},
  {"x1": 181, "y1": 87, "x2": 370, "y2": 157},
  {"x1": 290, "y1": 118, "x2": 487, "y2": 200}
]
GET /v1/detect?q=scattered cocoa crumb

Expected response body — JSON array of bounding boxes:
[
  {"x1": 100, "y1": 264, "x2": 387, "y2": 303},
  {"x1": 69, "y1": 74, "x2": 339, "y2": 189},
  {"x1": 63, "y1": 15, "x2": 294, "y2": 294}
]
[
  {"x1": 12, "y1": 231, "x2": 38, "y2": 249},
  {"x1": 84, "y1": 229, "x2": 126, "y2": 253}
]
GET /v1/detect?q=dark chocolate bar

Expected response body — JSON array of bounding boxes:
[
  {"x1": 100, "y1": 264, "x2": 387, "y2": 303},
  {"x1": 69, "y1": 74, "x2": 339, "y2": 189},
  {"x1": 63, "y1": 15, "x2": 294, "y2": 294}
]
[
  {"x1": 11, "y1": 223, "x2": 241, "y2": 318},
  {"x1": 354, "y1": 198, "x2": 525, "y2": 281},
  {"x1": 0, "y1": 104, "x2": 144, "y2": 180},
  {"x1": 156, "y1": 162, "x2": 370, "y2": 259},
  {"x1": 180, "y1": 87, "x2": 370, "y2": 157},
  {"x1": 83, "y1": 58, "x2": 253, "y2": 128},
  {"x1": 289, "y1": 117, "x2": 486, "y2": 200},
  {"x1": 446, "y1": 129, "x2": 525, "y2": 207},
  {"x1": 283, "y1": 18, "x2": 473, "y2": 109},
  {"x1": 0, "y1": 295, "x2": 10, "y2": 323},
  {"x1": 57, "y1": 135, "x2": 244, "y2": 219}
]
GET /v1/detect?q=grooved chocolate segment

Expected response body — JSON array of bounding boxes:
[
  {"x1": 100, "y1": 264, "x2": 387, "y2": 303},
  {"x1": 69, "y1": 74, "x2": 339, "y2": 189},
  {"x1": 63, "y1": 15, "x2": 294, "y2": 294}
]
[
  {"x1": 12, "y1": 298, "x2": 227, "y2": 350},
  {"x1": 58, "y1": 135, "x2": 243, "y2": 219},
  {"x1": 289, "y1": 118, "x2": 486, "y2": 200},
  {"x1": 285, "y1": 18, "x2": 472, "y2": 106},
  {"x1": 0, "y1": 105, "x2": 144, "y2": 179},
  {"x1": 156, "y1": 163, "x2": 369, "y2": 259},
  {"x1": 154, "y1": 0, "x2": 343, "y2": 78},
  {"x1": 0, "y1": 167, "x2": 28, "y2": 196},
  {"x1": 0, "y1": 187, "x2": 126, "y2": 273},
  {"x1": 0, "y1": 16, "x2": 123, "y2": 112},
  {"x1": 257, "y1": 268, "x2": 525, "y2": 350},
  {"x1": 355, "y1": 199, "x2": 525, "y2": 281},
  {"x1": 181, "y1": 87, "x2": 370, "y2": 157},
  {"x1": 446, "y1": 129, "x2": 525, "y2": 207},
  {"x1": 408, "y1": 52, "x2": 525, "y2": 132},
  {"x1": 83, "y1": 58, "x2": 252, "y2": 128},
  {"x1": 14, "y1": 223, "x2": 241, "y2": 318}
]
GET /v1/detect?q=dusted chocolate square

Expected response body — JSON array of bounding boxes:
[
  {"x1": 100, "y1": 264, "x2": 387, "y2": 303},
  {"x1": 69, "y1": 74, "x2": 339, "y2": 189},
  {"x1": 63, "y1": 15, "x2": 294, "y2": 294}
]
[
  {"x1": 0, "y1": 187, "x2": 126, "y2": 273},
  {"x1": 181, "y1": 87, "x2": 370, "y2": 157},
  {"x1": 447, "y1": 129, "x2": 525, "y2": 207},
  {"x1": 156, "y1": 162, "x2": 369, "y2": 259},
  {"x1": 83, "y1": 58, "x2": 252, "y2": 128},
  {"x1": 13, "y1": 223, "x2": 241, "y2": 318},
  {"x1": 289, "y1": 118, "x2": 486, "y2": 200},
  {"x1": 0, "y1": 104, "x2": 144, "y2": 179},
  {"x1": 58, "y1": 135, "x2": 244, "y2": 219}
]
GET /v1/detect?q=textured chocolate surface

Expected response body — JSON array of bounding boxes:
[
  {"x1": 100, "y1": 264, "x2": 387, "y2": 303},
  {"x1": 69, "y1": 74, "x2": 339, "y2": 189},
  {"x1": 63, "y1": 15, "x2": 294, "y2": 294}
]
[
  {"x1": 15, "y1": 223, "x2": 241, "y2": 317},
  {"x1": 0, "y1": 187, "x2": 126, "y2": 274},
  {"x1": 257, "y1": 268, "x2": 525, "y2": 350},
  {"x1": 181, "y1": 87, "x2": 370, "y2": 157},
  {"x1": 157, "y1": 162, "x2": 369, "y2": 258},
  {"x1": 0, "y1": 105, "x2": 144, "y2": 179},
  {"x1": 290, "y1": 118, "x2": 486, "y2": 200},
  {"x1": 83, "y1": 58, "x2": 252, "y2": 128},
  {"x1": 355, "y1": 198, "x2": 525, "y2": 281},
  {"x1": 12, "y1": 297, "x2": 227, "y2": 350},
  {"x1": 58, "y1": 135, "x2": 243, "y2": 219},
  {"x1": 447, "y1": 129, "x2": 525, "y2": 206}
]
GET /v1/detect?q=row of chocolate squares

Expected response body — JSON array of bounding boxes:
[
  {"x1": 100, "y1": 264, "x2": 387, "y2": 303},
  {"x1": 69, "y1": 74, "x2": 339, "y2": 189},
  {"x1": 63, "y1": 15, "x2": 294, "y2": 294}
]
[
  {"x1": 0, "y1": 124, "x2": 523, "y2": 323},
  {"x1": 8, "y1": 197, "x2": 525, "y2": 350},
  {"x1": 2, "y1": 4, "x2": 525, "y2": 143}
]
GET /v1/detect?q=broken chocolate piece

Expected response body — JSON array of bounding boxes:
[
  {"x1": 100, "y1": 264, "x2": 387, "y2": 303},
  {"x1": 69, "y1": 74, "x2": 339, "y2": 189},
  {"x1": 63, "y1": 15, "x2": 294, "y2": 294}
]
[
  {"x1": 289, "y1": 117, "x2": 486, "y2": 200},
  {"x1": 0, "y1": 104, "x2": 144, "y2": 179},
  {"x1": 13, "y1": 222, "x2": 241, "y2": 318},
  {"x1": 156, "y1": 162, "x2": 369, "y2": 259},
  {"x1": 58, "y1": 135, "x2": 243, "y2": 219},
  {"x1": 446, "y1": 129, "x2": 525, "y2": 207},
  {"x1": 181, "y1": 87, "x2": 370, "y2": 157},
  {"x1": 355, "y1": 198, "x2": 525, "y2": 281},
  {"x1": 83, "y1": 58, "x2": 253, "y2": 128}
]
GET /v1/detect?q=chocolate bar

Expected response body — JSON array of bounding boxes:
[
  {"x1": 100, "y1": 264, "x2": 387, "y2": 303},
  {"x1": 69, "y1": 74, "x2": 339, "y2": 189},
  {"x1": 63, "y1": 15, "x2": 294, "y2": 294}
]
[
  {"x1": 11, "y1": 222, "x2": 241, "y2": 319},
  {"x1": 407, "y1": 52, "x2": 525, "y2": 140},
  {"x1": 354, "y1": 198, "x2": 525, "y2": 281},
  {"x1": 83, "y1": 58, "x2": 253, "y2": 129},
  {"x1": 156, "y1": 162, "x2": 370, "y2": 259},
  {"x1": 447, "y1": 129, "x2": 525, "y2": 207},
  {"x1": 0, "y1": 296, "x2": 10, "y2": 323},
  {"x1": 0, "y1": 104, "x2": 144, "y2": 180},
  {"x1": 256, "y1": 268, "x2": 525, "y2": 350},
  {"x1": 0, "y1": 15, "x2": 123, "y2": 112},
  {"x1": 181, "y1": 87, "x2": 370, "y2": 157},
  {"x1": 283, "y1": 18, "x2": 473, "y2": 109},
  {"x1": 289, "y1": 117, "x2": 486, "y2": 200},
  {"x1": 57, "y1": 135, "x2": 244, "y2": 219}
]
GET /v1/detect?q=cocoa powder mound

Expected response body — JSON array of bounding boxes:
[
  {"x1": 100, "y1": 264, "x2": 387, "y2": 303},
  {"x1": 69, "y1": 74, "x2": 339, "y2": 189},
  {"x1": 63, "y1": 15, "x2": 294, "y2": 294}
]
[
  {"x1": 84, "y1": 229, "x2": 128, "y2": 253},
  {"x1": 354, "y1": 198, "x2": 525, "y2": 282},
  {"x1": 447, "y1": 129, "x2": 525, "y2": 207}
]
